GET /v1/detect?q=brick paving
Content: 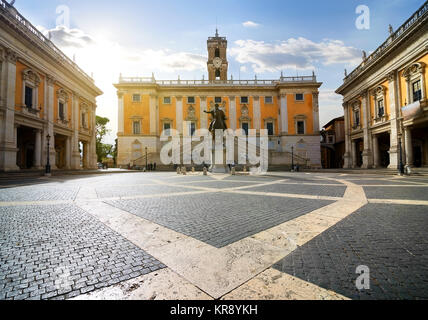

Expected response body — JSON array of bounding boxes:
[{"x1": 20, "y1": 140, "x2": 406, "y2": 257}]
[
  {"x1": 0, "y1": 172, "x2": 427, "y2": 300},
  {"x1": 106, "y1": 193, "x2": 333, "y2": 248},
  {"x1": 273, "y1": 203, "x2": 428, "y2": 300},
  {"x1": 244, "y1": 184, "x2": 347, "y2": 197},
  {"x1": 0, "y1": 204, "x2": 165, "y2": 300},
  {"x1": 0, "y1": 185, "x2": 80, "y2": 202},
  {"x1": 364, "y1": 186, "x2": 428, "y2": 201}
]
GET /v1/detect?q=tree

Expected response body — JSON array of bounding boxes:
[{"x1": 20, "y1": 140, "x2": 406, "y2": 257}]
[{"x1": 96, "y1": 116, "x2": 113, "y2": 163}]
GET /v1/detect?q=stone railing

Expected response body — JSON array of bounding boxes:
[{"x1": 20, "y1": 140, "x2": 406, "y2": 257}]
[
  {"x1": 344, "y1": 1, "x2": 428, "y2": 84},
  {"x1": 0, "y1": 0, "x2": 94, "y2": 84},
  {"x1": 119, "y1": 76, "x2": 317, "y2": 86}
]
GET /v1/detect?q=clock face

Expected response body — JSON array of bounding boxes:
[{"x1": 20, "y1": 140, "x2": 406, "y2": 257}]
[{"x1": 213, "y1": 57, "x2": 222, "y2": 68}]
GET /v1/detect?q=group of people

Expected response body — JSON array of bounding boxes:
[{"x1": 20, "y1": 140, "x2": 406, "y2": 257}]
[{"x1": 146, "y1": 163, "x2": 157, "y2": 171}]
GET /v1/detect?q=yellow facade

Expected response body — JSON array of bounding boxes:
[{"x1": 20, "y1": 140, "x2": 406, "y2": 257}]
[
  {"x1": 0, "y1": 2, "x2": 102, "y2": 172},
  {"x1": 115, "y1": 32, "x2": 322, "y2": 169},
  {"x1": 337, "y1": 2, "x2": 428, "y2": 169}
]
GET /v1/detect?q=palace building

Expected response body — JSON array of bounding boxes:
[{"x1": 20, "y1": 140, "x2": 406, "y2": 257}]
[
  {"x1": 336, "y1": 2, "x2": 428, "y2": 170},
  {"x1": 115, "y1": 30, "x2": 322, "y2": 169},
  {"x1": 0, "y1": 2, "x2": 102, "y2": 172}
]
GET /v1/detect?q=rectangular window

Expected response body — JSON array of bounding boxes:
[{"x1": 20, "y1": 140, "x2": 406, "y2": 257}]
[
  {"x1": 187, "y1": 96, "x2": 195, "y2": 104},
  {"x1": 297, "y1": 121, "x2": 305, "y2": 135},
  {"x1": 354, "y1": 110, "x2": 360, "y2": 126},
  {"x1": 163, "y1": 123, "x2": 171, "y2": 136},
  {"x1": 377, "y1": 99, "x2": 385, "y2": 117},
  {"x1": 133, "y1": 121, "x2": 141, "y2": 135},
  {"x1": 59, "y1": 102, "x2": 65, "y2": 120},
  {"x1": 295, "y1": 93, "x2": 304, "y2": 101},
  {"x1": 265, "y1": 96, "x2": 273, "y2": 104},
  {"x1": 215, "y1": 97, "x2": 222, "y2": 104},
  {"x1": 267, "y1": 122, "x2": 274, "y2": 136},
  {"x1": 82, "y1": 113, "x2": 87, "y2": 128},
  {"x1": 413, "y1": 80, "x2": 422, "y2": 102},
  {"x1": 242, "y1": 123, "x2": 249, "y2": 136},
  {"x1": 25, "y1": 86, "x2": 33, "y2": 108},
  {"x1": 132, "y1": 94, "x2": 141, "y2": 102},
  {"x1": 240, "y1": 96, "x2": 249, "y2": 104},
  {"x1": 163, "y1": 97, "x2": 171, "y2": 104}
]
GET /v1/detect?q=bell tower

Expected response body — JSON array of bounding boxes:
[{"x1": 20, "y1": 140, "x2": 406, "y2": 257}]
[{"x1": 207, "y1": 29, "x2": 228, "y2": 81}]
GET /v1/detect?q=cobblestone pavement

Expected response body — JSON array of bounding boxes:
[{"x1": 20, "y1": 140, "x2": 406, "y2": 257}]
[
  {"x1": 0, "y1": 171, "x2": 427, "y2": 300},
  {"x1": 273, "y1": 203, "x2": 428, "y2": 300},
  {"x1": 0, "y1": 204, "x2": 165, "y2": 300},
  {"x1": 106, "y1": 193, "x2": 333, "y2": 248}
]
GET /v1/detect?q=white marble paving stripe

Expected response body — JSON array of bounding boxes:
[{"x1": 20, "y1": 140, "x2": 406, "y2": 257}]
[
  {"x1": 72, "y1": 268, "x2": 212, "y2": 301},
  {"x1": 368, "y1": 199, "x2": 428, "y2": 206},
  {"x1": 222, "y1": 268, "x2": 349, "y2": 300},
  {"x1": 225, "y1": 190, "x2": 343, "y2": 202}
]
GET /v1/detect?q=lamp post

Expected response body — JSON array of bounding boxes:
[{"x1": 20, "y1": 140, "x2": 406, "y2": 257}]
[
  {"x1": 45, "y1": 134, "x2": 51, "y2": 176},
  {"x1": 398, "y1": 136, "x2": 404, "y2": 176},
  {"x1": 291, "y1": 146, "x2": 294, "y2": 172},
  {"x1": 145, "y1": 147, "x2": 148, "y2": 171}
]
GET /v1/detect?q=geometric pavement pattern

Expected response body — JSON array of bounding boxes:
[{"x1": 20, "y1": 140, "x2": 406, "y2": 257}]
[{"x1": 0, "y1": 171, "x2": 427, "y2": 300}]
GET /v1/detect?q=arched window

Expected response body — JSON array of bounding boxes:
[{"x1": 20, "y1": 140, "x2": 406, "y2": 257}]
[
  {"x1": 215, "y1": 69, "x2": 220, "y2": 79},
  {"x1": 215, "y1": 48, "x2": 220, "y2": 58}
]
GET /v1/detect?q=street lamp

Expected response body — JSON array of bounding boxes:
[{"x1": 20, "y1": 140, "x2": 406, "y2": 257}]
[
  {"x1": 291, "y1": 146, "x2": 294, "y2": 172},
  {"x1": 398, "y1": 136, "x2": 404, "y2": 175},
  {"x1": 145, "y1": 147, "x2": 148, "y2": 171},
  {"x1": 45, "y1": 134, "x2": 51, "y2": 175}
]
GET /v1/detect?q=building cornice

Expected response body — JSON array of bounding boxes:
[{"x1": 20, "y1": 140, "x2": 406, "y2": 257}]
[
  {"x1": 0, "y1": 0, "x2": 102, "y2": 96},
  {"x1": 337, "y1": 1, "x2": 428, "y2": 94}
]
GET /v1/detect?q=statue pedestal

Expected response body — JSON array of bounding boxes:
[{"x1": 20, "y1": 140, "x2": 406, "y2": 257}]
[{"x1": 209, "y1": 141, "x2": 229, "y2": 174}]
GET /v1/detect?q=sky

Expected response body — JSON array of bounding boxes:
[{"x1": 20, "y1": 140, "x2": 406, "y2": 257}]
[{"x1": 10, "y1": 0, "x2": 426, "y2": 144}]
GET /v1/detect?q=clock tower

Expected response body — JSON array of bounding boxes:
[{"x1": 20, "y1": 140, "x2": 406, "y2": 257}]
[{"x1": 207, "y1": 29, "x2": 228, "y2": 81}]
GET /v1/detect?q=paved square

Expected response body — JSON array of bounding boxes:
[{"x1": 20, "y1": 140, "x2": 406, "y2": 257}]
[
  {"x1": 0, "y1": 204, "x2": 165, "y2": 300},
  {"x1": 0, "y1": 171, "x2": 427, "y2": 300},
  {"x1": 273, "y1": 203, "x2": 428, "y2": 300},
  {"x1": 106, "y1": 193, "x2": 333, "y2": 248}
]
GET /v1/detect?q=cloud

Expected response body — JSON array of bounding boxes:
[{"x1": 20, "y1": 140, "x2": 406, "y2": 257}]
[
  {"x1": 38, "y1": 25, "x2": 95, "y2": 48},
  {"x1": 38, "y1": 26, "x2": 206, "y2": 73},
  {"x1": 242, "y1": 21, "x2": 260, "y2": 28},
  {"x1": 36, "y1": 26, "x2": 208, "y2": 144},
  {"x1": 230, "y1": 38, "x2": 362, "y2": 73},
  {"x1": 318, "y1": 89, "x2": 344, "y2": 128}
]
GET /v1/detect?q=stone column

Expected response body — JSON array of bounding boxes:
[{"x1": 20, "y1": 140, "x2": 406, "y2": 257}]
[
  {"x1": 312, "y1": 92, "x2": 320, "y2": 133},
  {"x1": 343, "y1": 102, "x2": 352, "y2": 168},
  {"x1": 71, "y1": 92, "x2": 80, "y2": 169},
  {"x1": 387, "y1": 71, "x2": 400, "y2": 169},
  {"x1": 361, "y1": 90, "x2": 373, "y2": 169},
  {"x1": 200, "y1": 96, "x2": 208, "y2": 129},
  {"x1": 351, "y1": 140, "x2": 357, "y2": 169},
  {"x1": 46, "y1": 75, "x2": 56, "y2": 169},
  {"x1": 90, "y1": 106, "x2": 97, "y2": 169},
  {"x1": 0, "y1": 49, "x2": 19, "y2": 171},
  {"x1": 117, "y1": 91, "x2": 124, "y2": 135},
  {"x1": 404, "y1": 126, "x2": 413, "y2": 167},
  {"x1": 176, "y1": 96, "x2": 183, "y2": 134},
  {"x1": 372, "y1": 135, "x2": 380, "y2": 168},
  {"x1": 280, "y1": 94, "x2": 288, "y2": 134},
  {"x1": 253, "y1": 96, "x2": 261, "y2": 131},
  {"x1": 34, "y1": 129, "x2": 42, "y2": 169},
  {"x1": 229, "y1": 96, "x2": 236, "y2": 130},
  {"x1": 65, "y1": 136, "x2": 71, "y2": 169}
]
